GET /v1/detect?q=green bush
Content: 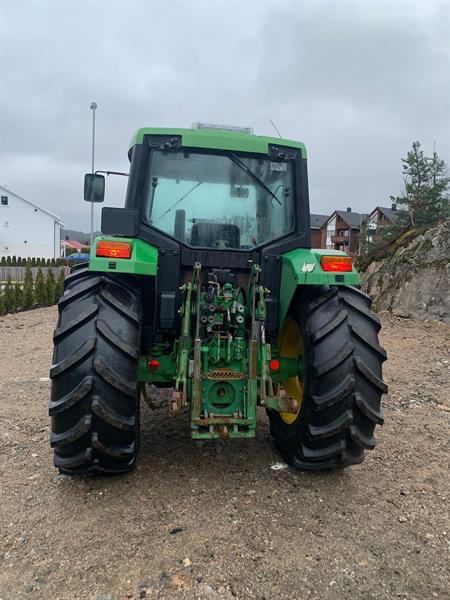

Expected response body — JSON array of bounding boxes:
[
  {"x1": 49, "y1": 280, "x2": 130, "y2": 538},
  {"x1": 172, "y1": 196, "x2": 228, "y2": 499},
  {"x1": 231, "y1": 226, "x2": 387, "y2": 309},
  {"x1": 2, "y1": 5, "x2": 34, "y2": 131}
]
[
  {"x1": 55, "y1": 268, "x2": 66, "y2": 302},
  {"x1": 0, "y1": 293, "x2": 5, "y2": 316},
  {"x1": 45, "y1": 266, "x2": 55, "y2": 305},
  {"x1": 34, "y1": 268, "x2": 46, "y2": 306},
  {"x1": 23, "y1": 262, "x2": 34, "y2": 309},
  {"x1": 14, "y1": 283, "x2": 23, "y2": 310},
  {"x1": 3, "y1": 276, "x2": 15, "y2": 312}
]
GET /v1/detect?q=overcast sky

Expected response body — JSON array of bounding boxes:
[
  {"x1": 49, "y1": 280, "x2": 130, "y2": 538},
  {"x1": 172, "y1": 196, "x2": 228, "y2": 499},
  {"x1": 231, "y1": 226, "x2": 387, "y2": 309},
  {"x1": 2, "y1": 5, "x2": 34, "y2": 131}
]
[{"x1": 1, "y1": 0, "x2": 449, "y2": 230}]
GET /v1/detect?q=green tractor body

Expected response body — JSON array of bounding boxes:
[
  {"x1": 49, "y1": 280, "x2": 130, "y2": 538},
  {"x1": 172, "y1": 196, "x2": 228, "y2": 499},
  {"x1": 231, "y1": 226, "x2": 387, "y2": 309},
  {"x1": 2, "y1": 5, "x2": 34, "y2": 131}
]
[{"x1": 50, "y1": 125, "x2": 387, "y2": 474}]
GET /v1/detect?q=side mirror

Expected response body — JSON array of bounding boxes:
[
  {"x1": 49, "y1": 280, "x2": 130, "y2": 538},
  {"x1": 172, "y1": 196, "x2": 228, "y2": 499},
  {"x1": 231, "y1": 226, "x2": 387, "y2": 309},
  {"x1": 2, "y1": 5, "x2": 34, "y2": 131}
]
[{"x1": 84, "y1": 173, "x2": 105, "y2": 203}]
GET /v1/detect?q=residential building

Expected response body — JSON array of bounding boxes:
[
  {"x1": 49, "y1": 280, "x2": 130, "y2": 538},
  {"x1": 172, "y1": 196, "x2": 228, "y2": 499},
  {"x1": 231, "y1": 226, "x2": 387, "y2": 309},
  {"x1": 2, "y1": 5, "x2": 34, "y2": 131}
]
[
  {"x1": 324, "y1": 208, "x2": 367, "y2": 257},
  {"x1": 310, "y1": 214, "x2": 328, "y2": 248},
  {"x1": 365, "y1": 203, "x2": 400, "y2": 242},
  {"x1": 0, "y1": 185, "x2": 63, "y2": 259},
  {"x1": 61, "y1": 239, "x2": 87, "y2": 257}
]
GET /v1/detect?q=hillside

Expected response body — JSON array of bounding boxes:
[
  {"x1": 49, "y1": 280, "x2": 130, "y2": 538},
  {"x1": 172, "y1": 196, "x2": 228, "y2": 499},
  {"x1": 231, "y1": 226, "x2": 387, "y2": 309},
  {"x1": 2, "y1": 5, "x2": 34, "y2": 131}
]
[{"x1": 361, "y1": 222, "x2": 449, "y2": 322}]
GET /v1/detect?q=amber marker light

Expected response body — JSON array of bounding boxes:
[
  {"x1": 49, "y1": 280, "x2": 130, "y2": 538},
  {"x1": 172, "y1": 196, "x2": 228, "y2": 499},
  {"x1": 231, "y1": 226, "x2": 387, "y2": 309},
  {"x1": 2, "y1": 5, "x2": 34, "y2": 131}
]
[
  {"x1": 320, "y1": 256, "x2": 353, "y2": 272},
  {"x1": 96, "y1": 241, "x2": 131, "y2": 259}
]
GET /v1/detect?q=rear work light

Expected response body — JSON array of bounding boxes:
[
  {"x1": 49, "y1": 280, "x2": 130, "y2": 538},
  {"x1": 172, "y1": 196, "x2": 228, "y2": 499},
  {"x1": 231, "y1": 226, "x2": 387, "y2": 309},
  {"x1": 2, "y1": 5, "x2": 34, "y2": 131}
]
[
  {"x1": 320, "y1": 255, "x2": 353, "y2": 272},
  {"x1": 96, "y1": 241, "x2": 131, "y2": 259}
]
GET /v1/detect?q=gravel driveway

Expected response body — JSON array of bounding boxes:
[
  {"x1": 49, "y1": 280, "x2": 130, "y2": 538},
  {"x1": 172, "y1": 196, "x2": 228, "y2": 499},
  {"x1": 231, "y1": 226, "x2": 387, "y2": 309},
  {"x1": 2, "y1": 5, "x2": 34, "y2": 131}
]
[{"x1": 0, "y1": 307, "x2": 449, "y2": 599}]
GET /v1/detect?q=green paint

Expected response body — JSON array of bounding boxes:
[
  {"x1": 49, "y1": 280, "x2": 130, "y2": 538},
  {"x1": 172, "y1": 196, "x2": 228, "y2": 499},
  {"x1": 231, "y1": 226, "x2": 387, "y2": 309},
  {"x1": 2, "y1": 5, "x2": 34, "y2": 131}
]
[
  {"x1": 88, "y1": 236, "x2": 158, "y2": 276},
  {"x1": 270, "y1": 357, "x2": 298, "y2": 383},
  {"x1": 278, "y1": 248, "x2": 360, "y2": 328},
  {"x1": 129, "y1": 127, "x2": 307, "y2": 159}
]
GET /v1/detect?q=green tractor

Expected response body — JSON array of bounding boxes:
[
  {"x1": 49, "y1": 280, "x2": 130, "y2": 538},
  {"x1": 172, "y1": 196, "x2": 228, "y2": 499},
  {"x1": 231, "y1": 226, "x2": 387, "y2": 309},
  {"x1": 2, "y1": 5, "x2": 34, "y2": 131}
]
[{"x1": 49, "y1": 124, "x2": 387, "y2": 475}]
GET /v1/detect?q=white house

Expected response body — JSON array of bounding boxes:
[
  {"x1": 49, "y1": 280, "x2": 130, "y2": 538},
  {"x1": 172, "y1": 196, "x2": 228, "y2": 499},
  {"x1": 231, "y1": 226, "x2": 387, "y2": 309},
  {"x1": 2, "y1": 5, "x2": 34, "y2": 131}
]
[{"x1": 0, "y1": 185, "x2": 63, "y2": 259}]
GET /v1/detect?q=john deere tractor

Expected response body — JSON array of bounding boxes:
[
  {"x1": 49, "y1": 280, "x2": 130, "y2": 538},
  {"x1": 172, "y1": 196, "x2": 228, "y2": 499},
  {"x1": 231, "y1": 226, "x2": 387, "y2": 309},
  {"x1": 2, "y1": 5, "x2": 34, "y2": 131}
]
[{"x1": 49, "y1": 124, "x2": 387, "y2": 475}]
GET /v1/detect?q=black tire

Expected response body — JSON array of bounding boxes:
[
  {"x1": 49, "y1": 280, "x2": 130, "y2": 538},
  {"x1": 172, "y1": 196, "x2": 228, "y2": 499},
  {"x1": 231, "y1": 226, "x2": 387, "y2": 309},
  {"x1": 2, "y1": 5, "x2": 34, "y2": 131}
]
[
  {"x1": 49, "y1": 267, "x2": 142, "y2": 475},
  {"x1": 268, "y1": 285, "x2": 387, "y2": 471}
]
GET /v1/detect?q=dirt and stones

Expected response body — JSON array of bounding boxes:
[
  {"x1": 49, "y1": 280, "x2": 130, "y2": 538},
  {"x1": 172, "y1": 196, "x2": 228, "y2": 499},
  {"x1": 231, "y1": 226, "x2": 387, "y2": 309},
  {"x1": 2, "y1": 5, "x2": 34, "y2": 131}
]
[{"x1": 0, "y1": 307, "x2": 449, "y2": 599}]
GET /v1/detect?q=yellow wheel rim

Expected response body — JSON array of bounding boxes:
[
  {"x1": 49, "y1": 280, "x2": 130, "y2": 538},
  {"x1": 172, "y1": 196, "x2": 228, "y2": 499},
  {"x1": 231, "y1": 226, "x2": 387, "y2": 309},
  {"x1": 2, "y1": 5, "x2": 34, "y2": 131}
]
[{"x1": 279, "y1": 316, "x2": 304, "y2": 425}]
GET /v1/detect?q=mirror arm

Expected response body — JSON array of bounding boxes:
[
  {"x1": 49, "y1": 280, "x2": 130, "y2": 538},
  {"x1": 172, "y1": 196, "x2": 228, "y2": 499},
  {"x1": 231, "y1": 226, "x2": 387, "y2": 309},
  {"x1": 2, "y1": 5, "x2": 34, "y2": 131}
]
[{"x1": 95, "y1": 170, "x2": 129, "y2": 177}]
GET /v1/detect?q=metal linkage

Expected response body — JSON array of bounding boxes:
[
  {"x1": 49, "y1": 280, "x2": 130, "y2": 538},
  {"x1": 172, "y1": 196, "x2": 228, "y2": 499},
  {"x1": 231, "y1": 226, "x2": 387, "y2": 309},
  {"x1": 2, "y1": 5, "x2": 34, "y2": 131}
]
[
  {"x1": 245, "y1": 263, "x2": 262, "y2": 434},
  {"x1": 172, "y1": 262, "x2": 201, "y2": 415},
  {"x1": 248, "y1": 263, "x2": 299, "y2": 417},
  {"x1": 192, "y1": 263, "x2": 203, "y2": 422}
]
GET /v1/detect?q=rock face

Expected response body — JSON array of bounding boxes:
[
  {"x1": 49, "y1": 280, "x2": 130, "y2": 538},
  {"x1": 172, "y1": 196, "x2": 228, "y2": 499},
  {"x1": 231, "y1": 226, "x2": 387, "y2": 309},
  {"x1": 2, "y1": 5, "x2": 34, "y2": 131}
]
[{"x1": 360, "y1": 222, "x2": 449, "y2": 322}]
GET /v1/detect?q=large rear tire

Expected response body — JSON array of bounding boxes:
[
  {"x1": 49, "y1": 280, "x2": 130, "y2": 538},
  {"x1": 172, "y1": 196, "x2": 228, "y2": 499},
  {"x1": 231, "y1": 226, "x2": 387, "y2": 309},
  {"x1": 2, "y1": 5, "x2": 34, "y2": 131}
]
[
  {"x1": 49, "y1": 267, "x2": 142, "y2": 475},
  {"x1": 268, "y1": 285, "x2": 387, "y2": 470}
]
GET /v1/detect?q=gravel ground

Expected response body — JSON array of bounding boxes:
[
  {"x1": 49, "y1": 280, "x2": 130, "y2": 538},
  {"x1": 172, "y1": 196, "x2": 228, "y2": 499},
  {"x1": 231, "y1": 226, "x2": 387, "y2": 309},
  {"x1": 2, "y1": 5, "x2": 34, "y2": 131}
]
[{"x1": 0, "y1": 307, "x2": 449, "y2": 600}]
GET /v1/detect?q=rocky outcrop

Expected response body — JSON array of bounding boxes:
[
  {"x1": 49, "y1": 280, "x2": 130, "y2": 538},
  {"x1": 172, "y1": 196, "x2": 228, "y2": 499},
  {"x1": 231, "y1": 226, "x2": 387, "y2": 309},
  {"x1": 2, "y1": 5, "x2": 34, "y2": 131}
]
[{"x1": 360, "y1": 222, "x2": 449, "y2": 322}]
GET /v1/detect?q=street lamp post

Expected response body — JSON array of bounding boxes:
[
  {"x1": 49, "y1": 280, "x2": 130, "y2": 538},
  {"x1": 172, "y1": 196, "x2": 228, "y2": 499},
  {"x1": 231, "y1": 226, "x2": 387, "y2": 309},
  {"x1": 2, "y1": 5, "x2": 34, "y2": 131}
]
[{"x1": 89, "y1": 102, "x2": 98, "y2": 248}]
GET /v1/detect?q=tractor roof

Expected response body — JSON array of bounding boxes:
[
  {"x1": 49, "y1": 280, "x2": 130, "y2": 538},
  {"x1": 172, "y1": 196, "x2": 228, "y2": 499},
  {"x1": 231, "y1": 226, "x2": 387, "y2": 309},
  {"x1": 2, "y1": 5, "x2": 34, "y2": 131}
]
[{"x1": 129, "y1": 127, "x2": 307, "y2": 159}]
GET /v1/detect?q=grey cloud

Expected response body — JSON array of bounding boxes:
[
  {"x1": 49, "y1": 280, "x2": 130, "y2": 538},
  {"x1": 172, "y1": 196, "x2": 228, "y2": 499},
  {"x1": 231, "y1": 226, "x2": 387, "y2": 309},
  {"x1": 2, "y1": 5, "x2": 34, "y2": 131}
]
[{"x1": 1, "y1": 0, "x2": 448, "y2": 229}]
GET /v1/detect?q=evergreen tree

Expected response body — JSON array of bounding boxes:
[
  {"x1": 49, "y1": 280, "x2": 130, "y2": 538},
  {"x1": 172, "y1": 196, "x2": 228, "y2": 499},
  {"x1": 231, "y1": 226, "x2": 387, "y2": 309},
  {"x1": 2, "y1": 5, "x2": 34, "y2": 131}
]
[
  {"x1": 34, "y1": 268, "x2": 46, "y2": 306},
  {"x1": 14, "y1": 283, "x2": 23, "y2": 310},
  {"x1": 45, "y1": 266, "x2": 56, "y2": 305},
  {"x1": 391, "y1": 141, "x2": 449, "y2": 228},
  {"x1": 23, "y1": 262, "x2": 34, "y2": 309},
  {"x1": 3, "y1": 276, "x2": 16, "y2": 313},
  {"x1": 357, "y1": 219, "x2": 370, "y2": 256},
  {"x1": 428, "y1": 147, "x2": 450, "y2": 223},
  {"x1": 55, "y1": 268, "x2": 66, "y2": 302}
]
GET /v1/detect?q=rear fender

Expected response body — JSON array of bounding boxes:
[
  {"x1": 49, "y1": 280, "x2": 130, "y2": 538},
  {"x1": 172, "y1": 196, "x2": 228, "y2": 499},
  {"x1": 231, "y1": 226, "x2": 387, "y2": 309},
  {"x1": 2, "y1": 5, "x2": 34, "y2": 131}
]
[
  {"x1": 279, "y1": 248, "x2": 359, "y2": 327},
  {"x1": 88, "y1": 236, "x2": 158, "y2": 276}
]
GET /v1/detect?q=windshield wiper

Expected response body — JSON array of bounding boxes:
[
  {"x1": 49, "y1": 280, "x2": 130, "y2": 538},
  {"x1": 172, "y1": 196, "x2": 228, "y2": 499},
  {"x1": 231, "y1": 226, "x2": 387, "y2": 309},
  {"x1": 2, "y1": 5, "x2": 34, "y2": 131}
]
[{"x1": 229, "y1": 153, "x2": 282, "y2": 206}]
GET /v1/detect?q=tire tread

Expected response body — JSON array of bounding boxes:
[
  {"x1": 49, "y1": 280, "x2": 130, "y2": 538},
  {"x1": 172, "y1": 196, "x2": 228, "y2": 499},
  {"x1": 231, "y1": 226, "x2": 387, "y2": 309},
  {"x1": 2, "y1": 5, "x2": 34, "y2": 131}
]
[
  {"x1": 49, "y1": 267, "x2": 141, "y2": 476},
  {"x1": 268, "y1": 284, "x2": 387, "y2": 471}
]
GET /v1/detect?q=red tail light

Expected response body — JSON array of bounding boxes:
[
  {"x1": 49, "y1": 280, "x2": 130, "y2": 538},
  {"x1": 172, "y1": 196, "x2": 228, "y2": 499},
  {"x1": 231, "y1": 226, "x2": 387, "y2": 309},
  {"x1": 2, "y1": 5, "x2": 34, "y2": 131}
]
[
  {"x1": 269, "y1": 359, "x2": 280, "y2": 371},
  {"x1": 96, "y1": 241, "x2": 131, "y2": 259},
  {"x1": 320, "y1": 256, "x2": 353, "y2": 272},
  {"x1": 148, "y1": 359, "x2": 160, "y2": 371}
]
